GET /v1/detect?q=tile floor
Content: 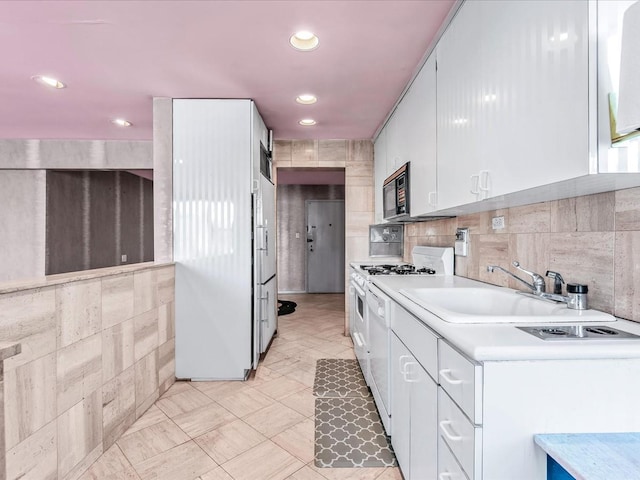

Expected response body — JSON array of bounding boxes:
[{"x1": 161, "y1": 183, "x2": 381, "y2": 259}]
[{"x1": 79, "y1": 293, "x2": 402, "y2": 480}]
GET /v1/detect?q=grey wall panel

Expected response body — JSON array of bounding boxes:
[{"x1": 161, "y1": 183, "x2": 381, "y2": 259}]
[
  {"x1": 46, "y1": 171, "x2": 86, "y2": 275},
  {"x1": 89, "y1": 172, "x2": 118, "y2": 269},
  {"x1": 276, "y1": 184, "x2": 345, "y2": 292},
  {"x1": 46, "y1": 170, "x2": 153, "y2": 275},
  {"x1": 0, "y1": 170, "x2": 46, "y2": 282},
  {"x1": 143, "y1": 177, "x2": 154, "y2": 262},
  {"x1": 119, "y1": 172, "x2": 143, "y2": 264}
]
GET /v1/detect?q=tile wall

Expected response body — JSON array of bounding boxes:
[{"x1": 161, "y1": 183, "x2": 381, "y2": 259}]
[
  {"x1": 405, "y1": 188, "x2": 640, "y2": 320},
  {"x1": 273, "y1": 139, "x2": 374, "y2": 330},
  {"x1": 0, "y1": 264, "x2": 175, "y2": 479}
]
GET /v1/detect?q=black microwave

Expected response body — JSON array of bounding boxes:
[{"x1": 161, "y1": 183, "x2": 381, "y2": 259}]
[{"x1": 383, "y1": 162, "x2": 410, "y2": 221}]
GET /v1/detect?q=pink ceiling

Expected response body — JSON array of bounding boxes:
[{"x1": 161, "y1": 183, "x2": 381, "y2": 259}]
[{"x1": 0, "y1": 1, "x2": 455, "y2": 141}]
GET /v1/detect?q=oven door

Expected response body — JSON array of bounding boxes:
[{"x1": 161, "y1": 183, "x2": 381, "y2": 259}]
[
  {"x1": 349, "y1": 279, "x2": 369, "y2": 384},
  {"x1": 366, "y1": 283, "x2": 391, "y2": 434}
]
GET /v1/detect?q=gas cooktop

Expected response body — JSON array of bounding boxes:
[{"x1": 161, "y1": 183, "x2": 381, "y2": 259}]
[{"x1": 359, "y1": 264, "x2": 436, "y2": 276}]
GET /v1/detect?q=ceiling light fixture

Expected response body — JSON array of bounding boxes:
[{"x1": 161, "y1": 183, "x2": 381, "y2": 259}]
[
  {"x1": 31, "y1": 75, "x2": 66, "y2": 89},
  {"x1": 296, "y1": 94, "x2": 318, "y2": 105},
  {"x1": 113, "y1": 118, "x2": 132, "y2": 127},
  {"x1": 299, "y1": 119, "x2": 317, "y2": 126},
  {"x1": 289, "y1": 30, "x2": 319, "y2": 51}
]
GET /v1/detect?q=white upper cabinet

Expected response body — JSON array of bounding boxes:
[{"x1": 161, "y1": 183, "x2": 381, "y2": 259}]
[
  {"x1": 483, "y1": 0, "x2": 589, "y2": 198},
  {"x1": 406, "y1": 54, "x2": 438, "y2": 216},
  {"x1": 374, "y1": 128, "x2": 387, "y2": 224},
  {"x1": 436, "y1": 0, "x2": 484, "y2": 210},
  {"x1": 374, "y1": 53, "x2": 438, "y2": 218},
  {"x1": 437, "y1": 0, "x2": 590, "y2": 211}
]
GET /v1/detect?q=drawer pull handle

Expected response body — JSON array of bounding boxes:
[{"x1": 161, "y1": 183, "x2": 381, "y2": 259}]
[
  {"x1": 439, "y1": 420, "x2": 463, "y2": 441},
  {"x1": 404, "y1": 361, "x2": 419, "y2": 383},
  {"x1": 398, "y1": 355, "x2": 412, "y2": 373},
  {"x1": 353, "y1": 332, "x2": 363, "y2": 348},
  {"x1": 440, "y1": 369, "x2": 463, "y2": 385}
]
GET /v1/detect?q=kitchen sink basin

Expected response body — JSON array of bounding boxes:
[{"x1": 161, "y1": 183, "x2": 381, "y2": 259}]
[{"x1": 399, "y1": 287, "x2": 616, "y2": 324}]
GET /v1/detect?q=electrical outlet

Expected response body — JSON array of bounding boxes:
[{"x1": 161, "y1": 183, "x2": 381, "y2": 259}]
[
  {"x1": 492, "y1": 216, "x2": 505, "y2": 230},
  {"x1": 295, "y1": 232, "x2": 300, "y2": 239},
  {"x1": 121, "y1": 254, "x2": 128, "y2": 262}
]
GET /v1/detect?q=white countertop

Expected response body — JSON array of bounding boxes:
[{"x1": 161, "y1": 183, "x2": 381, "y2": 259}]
[{"x1": 370, "y1": 275, "x2": 640, "y2": 362}]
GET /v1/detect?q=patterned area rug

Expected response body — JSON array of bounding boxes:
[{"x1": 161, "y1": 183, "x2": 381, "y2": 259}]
[
  {"x1": 314, "y1": 396, "x2": 397, "y2": 468},
  {"x1": 313, "y1": 358, "x2": 370, "y2": 398},
  {"x1": 313, "y1": 358, "x2": 396, "y2": 468}
]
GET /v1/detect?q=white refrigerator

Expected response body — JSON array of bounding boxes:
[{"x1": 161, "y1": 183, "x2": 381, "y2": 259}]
[
  {"x1": 173, "y1": 99, "x2": 275, "y2": 380},
  {"x1": 257, "y1": 174, "x2": 277, "y2": 354}
]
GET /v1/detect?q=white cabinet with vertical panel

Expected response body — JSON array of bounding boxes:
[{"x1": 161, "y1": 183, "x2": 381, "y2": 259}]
[
  {"x1": 374, "y1": 53, "x2": 438, "y2": 218},
  {"x1": 436, "y1": 0, "x2": 485, "y2": 210},
  {"x1": 374, "y1": 129, "x2": 387, "y2": 224},
  {"x1": 437, "y1": 0, "x2": 591, "y2": 212},
  {"x1": 390, "y1": 304, "x2": 438, "y2": 480}
]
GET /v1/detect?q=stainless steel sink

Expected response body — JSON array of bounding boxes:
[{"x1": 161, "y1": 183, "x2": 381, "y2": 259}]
[{"x1": 518, "y1": 325, "x2": 640, "y2": 341}]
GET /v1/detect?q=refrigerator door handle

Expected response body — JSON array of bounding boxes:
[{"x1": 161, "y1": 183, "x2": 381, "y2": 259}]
[
  {"x1": 265, "y1": 230, "x2": 269, "y2": 256},
  {"x1": 260, "y1": 290, "x2": 269, "y2": 322},
  {"x1": 256, "y1": 225, "x2": 267, "y2": 251}
]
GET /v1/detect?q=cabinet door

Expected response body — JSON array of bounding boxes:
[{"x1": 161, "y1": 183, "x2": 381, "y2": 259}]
[
  {"x1": 374, "y1": 129, "x2": 387, "y2": 224},
  {"x1": 436, "y1": 0, "x2": 485, "y2": 210},
  {"x1": 482, "y1": 0, "x2": 589, "y2": 197},
  {"x1": 406, "y1": 54, "x2": 438, "y2": 216},
  {"x1": 391, "y1": 333, "x2": 411, "y2": 476},
  {"x1": 408, "y1": 361, "x2": 438, "y2": 479},
  {"x1": 386, "y1": 109, "x2": 407, "y2": 175}
]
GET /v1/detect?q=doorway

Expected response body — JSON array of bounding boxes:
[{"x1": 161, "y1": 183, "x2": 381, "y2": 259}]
[
  {"x1": 306, "y1": 200, "x2": 345, "y2": 293},
  {"x1": 275, "y1": 168, "x2": 345, "y2": 294}
]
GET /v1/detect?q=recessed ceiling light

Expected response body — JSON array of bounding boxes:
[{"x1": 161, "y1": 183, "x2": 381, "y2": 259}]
[
  {"x1": 31, "y1": 75, "x2": 66, "y2": 89},
  {"x1": 299, "y1": 119, "x2": 317, "y2": 126},
  {"x1": 296, "y1": 94, "x2": 318, "y2": 105},
  {"x1": 289, "y1": 31, "x2": 319, "y2": 51},
  {"x1": 113, "y1": 118, "x2": 132, "y2": 127}
]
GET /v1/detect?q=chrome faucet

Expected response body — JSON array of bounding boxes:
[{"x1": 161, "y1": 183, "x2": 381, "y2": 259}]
[
  {"x1": 486, "y1": 261, "x2": 546, "y2": 294},
  {"x1": 487, "y1": 262, "x2": 589, "y2": 310}
]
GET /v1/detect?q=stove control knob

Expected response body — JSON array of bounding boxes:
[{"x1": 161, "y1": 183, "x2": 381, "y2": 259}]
[{"x1": 377, "y1": 307, "x2": 385, "y2": 317}]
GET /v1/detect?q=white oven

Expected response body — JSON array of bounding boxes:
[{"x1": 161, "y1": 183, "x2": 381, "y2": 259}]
[
  {"x1": 367, "y1": 282, "x2": 392, "y2": 434},
  {"x1": 349, "y1": 269, "x2": 369, "y2": 384}
]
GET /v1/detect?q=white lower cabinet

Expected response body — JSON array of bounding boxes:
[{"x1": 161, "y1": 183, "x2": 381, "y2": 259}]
[
  {"x1": 386, "y1": 296, "x2": 640, "y2": 480},
  {"x1": 438, "y1": 387, "x2": 482, "y2": 480},
  {"x1": 391, "y1": 332, "x2": 438, "y2": 480},
  {"x1": 438, "y1": 436, "x2": 469, "y2": 480},
  {"x1": 391, "y1": 304, "x2": 439, "y2": 479}
]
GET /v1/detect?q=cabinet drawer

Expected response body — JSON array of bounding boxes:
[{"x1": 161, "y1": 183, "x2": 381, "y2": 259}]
[
  {"x1": 391, "y1": 304, "x2": 439, "y2": 380},
  {"x1": 438, "y1": 340, "x2": 482, "y2": 424},
  {"x1": 438, "y1": 388, "x2": 482, "y2": 480},
  {"x1": 438, "y1": 436, "x2": 470, "y2": 480}
]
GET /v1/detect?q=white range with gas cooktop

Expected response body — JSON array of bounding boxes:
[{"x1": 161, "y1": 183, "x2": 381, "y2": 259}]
[
  {"x1": 349, "y1": 246, "x2": 454, "y2": 435},
  {"x1": 366, "y1": 270, "x2": 640, "y2": 480}
]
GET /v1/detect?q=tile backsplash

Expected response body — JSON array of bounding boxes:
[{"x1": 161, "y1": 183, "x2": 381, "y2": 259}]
[{"x1": 405, "y1": 188, "x2": 640, "y2": 321}]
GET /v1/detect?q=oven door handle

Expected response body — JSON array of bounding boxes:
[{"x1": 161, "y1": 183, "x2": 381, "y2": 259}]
[{"x1": 352, "y1": 282, "x2": 365, "y2": 298}]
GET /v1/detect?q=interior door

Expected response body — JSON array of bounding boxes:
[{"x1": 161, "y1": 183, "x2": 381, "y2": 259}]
[{"x1": 306, "y1": 200, "x2": 345, "y2": 293}]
